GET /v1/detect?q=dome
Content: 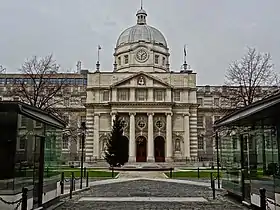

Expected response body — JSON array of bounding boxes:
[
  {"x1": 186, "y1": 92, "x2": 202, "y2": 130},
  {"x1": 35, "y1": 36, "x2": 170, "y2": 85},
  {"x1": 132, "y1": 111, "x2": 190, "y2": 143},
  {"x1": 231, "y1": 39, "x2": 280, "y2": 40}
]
[
  {"x1": 116, "y1": 7, "x2": 167, "y2": 48},
  {"x1": 116, "y1": 25, "x2": 167, "y2": 48}
]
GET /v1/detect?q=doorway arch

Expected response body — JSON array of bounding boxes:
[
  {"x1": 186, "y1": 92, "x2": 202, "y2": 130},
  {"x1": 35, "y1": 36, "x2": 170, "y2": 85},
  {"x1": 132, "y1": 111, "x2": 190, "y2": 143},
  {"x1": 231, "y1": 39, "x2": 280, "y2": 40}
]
[
  {"x1": 120, "y1": 136, "x2": 129, "y2": 163},
  {"x1": 154, "y1": 136, "x2": 165, "y2": 162},
  {"x1": 136, "y1": 136, "x2": 147, "y2": 162}
]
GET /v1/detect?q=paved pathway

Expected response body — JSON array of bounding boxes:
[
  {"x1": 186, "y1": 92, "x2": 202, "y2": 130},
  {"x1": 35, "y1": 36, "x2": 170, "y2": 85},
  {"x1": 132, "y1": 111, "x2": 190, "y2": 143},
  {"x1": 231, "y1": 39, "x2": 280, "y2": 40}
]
[
  {"x1": 117, "y1": 171, "x2": 167, "y2": 179},
  {"x1": 56, "y1": 177, "x2": 248, "y2": 210}
]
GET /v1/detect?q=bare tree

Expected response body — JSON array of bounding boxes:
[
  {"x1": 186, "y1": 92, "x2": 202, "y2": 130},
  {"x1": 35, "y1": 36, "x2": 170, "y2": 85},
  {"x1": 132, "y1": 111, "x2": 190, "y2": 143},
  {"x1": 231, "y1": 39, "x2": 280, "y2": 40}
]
[
  {"x1": 0, "y1": 65, "x2": 6, "y2": 73},
  {"x1": 11, "y1": 55, "x2": 66, "y2": 114},
  {"x1": 222, "y1": 47, "x2": 278, "y2": 108}
]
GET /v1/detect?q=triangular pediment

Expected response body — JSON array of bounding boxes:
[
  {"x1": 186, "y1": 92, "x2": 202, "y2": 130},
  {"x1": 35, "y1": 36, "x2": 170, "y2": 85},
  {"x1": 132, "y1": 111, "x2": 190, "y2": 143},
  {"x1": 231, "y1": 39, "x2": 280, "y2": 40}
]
[{"x1": 111, "y1": 72, "x2": 173, "y2": 88}]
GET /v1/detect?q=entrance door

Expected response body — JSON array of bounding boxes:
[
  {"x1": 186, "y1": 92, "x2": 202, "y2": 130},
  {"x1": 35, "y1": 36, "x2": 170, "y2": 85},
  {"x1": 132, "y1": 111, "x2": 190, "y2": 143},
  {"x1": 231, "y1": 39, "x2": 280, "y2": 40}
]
[
  {"x1": 120, "y1": 136, "x2": 129, "y2": 163},
  {"x1": 154, "y1": 136, "x2": 165, "y2": 162},
  {"x1": 136, "y1": 136, "x2": 147, "y2": 162},
  {"x1": 33, "y1": 135, "x2": 45, "y2": 209}
]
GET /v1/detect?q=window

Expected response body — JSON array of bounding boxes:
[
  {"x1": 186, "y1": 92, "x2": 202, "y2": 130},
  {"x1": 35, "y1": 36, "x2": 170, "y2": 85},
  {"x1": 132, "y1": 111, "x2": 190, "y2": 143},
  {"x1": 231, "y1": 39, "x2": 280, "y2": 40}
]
[
  {"x1": 232, "y1": 135, "x2": 238, "y2": 149},
  {"x1": 197, "y1": 98, "x2": 203, "y2": 106},
  {"x1": 197, "y1": 115, "x2": 204, "y2": 127},
  {"x1": 63, "y1": 114, "x2": 69, "y2": 124},
  {"x1": 155, "y1": 55, "x2": 159, "y2": 64},
  {"x1": 80, "y1": 116, "x2": 86, "y2": 124},
  {"x1": 214, "y1": 98, "x2": 219, "y2": 106},
  {"x1": 21, "y1": 116, "x2": 28, "y2": 127},
  {"x1": 35, "y1": 120, "x2": 42, "y2": 127},
  {"x1": 214, "y1": 115, "x2": 220, "y2": 122},
  {"x1": 155, "y1": 89, "x2": 164, "y2": 101},
  {"x1": 136, "y1": 89, "x2": 147, "y2": 101},
  {"x1": 198, "y1": 136, "x2": 204, "y2": 150},
  {"x1": 64, "y1": 98, "x2": 69, "y2": 106},
  {"x1": 118, "y1": 57, "x2": 121, "y2": 65},
  {"x1": 73, "y1": 86, "x2": 78, "y2": 93},
  {"x1": 162, "y1": 57, "x2": 166, "y2": 66},
  {"x1": 205, "y1": 85, "x2": 210, "y2": 92},
  {"x1": 102, "y1": 90, "x2": 109, "y2": 101},
  {"x1": 13, "y1": 96, "x2": 19, "y2": 101},
  {"x1": 81, "y1": 97, "x2": 86, "y2": 105},
  {"x1": 174, "y1": 91, "x2": 180, "y2": 101},
  {"x1": 118, "y1": 89, "x2": 129, "y2": 101},
  {"x1": 124, "y1": 55, "x2": 129, "y2": 64},
  {"x1": 19, "y1": 136, "x2": 26, "y2": 150},
  {"x1": 62, "y1": 135, "x2": 68, "y2": 149}
]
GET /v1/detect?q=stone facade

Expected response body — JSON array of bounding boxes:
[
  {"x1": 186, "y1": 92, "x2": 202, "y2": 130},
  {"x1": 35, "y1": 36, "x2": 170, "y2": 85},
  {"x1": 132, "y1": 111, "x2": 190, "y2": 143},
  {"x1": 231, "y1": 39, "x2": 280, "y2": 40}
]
[{"x1": 85, "y1": 7, "x2": 198, "y2": 163}]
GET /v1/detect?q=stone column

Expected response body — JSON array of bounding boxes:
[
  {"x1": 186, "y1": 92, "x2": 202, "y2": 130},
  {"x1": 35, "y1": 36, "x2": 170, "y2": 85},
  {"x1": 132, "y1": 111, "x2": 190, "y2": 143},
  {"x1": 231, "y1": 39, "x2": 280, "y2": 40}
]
[
  {"x1": 111, "y1": 112, "x2": 116, "y2": 127},
  {"x1": 147, "y1": 112, "x2": 154, "y2": 162},
  {"x1": 166, "y1": 112, "x2": 173, "y2": 161},
  {"x1": 129, "y1": 113, "x2": 136, "y2": 162},
  {"x1": 184, "y1": 113, "x2": 190, "y2": 159},
  {"x1": 93, "y1": 113, "x2": 100, "y2": 160}
]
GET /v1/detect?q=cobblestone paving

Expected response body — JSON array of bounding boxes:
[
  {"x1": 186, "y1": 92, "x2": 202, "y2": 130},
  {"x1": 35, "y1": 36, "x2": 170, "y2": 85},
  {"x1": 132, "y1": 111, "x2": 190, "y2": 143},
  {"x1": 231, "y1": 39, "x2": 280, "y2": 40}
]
[{"x1": 56, "y1": 180, "x2": 248, "y2": 210}]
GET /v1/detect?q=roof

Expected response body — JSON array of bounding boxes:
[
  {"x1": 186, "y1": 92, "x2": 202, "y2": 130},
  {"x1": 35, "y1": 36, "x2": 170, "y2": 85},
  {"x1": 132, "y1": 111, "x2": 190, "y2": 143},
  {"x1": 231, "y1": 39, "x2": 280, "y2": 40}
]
[
  {"x1": 214, "y1": 92, "x2": 280, "y2": 128},
  {"x1": 0, "y1": 101, "x2": 66, "y2": 129}
]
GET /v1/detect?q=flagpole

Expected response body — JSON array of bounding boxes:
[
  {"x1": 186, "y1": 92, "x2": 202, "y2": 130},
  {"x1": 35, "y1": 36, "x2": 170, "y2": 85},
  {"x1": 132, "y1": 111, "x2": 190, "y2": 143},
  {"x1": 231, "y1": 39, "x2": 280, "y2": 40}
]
[{"x1": 184, "y1": 44, "x2": 187, "y2": 63}]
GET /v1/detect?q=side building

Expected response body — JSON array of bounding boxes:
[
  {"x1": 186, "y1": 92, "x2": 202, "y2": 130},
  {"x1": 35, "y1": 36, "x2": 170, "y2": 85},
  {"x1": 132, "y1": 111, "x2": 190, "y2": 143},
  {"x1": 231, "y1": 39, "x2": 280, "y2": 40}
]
[{"x1": 0, "y1": 69, "x2": 88, "y2": 164}]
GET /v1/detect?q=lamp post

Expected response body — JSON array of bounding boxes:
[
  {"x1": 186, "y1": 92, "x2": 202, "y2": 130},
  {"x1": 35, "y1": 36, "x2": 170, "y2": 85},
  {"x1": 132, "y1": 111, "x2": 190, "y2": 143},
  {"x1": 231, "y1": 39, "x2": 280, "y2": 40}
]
[
  {"x1": 215, "y1": 131, "x2": 220, "y2": 189},
  {"x1": 80, "y1": 122, "x2": 86, "y2": 189}
]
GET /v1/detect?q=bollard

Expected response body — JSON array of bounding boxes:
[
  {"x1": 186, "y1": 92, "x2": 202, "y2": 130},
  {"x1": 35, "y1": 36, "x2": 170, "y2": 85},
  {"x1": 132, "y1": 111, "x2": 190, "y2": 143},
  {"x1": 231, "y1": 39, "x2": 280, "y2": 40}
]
[
  {"x1": 86, "y1": 171, "x2": 89, "y2": 187},
  {"x1": 84, "y1": 167, "x2": 87, "y2": 178},
  {"x1": 111, "y1": 167, "x2": 114, "y2": 178},
  {"x1": 170, "y1": 168, "x2": 173, "y2": 178},
  {"x1": 197, "y1": 167, "x2": 200, "y2": 179},
  {"x1": 70, "y1": 172, "x2": 74, "y2": 199},
  {"x1": 210, "y1": 172, "x2": 215, "y2": 199},
  {"x1": 259, "y1": 188, "x2": 266, "y2": 210},
  {"x1": 21, "y1": 187, "x2": 28, "y2": 210},
  {"x1": 60, "y1": 172, "x2": 64, "y2": 194}
]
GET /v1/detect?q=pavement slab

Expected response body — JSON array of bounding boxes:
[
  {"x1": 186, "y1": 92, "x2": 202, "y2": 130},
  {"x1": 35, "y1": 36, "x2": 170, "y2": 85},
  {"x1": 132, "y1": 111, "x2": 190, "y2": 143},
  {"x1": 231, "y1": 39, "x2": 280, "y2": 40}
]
[{"x1": 56, "y1": 179, "x2": 248, "y2": 210}]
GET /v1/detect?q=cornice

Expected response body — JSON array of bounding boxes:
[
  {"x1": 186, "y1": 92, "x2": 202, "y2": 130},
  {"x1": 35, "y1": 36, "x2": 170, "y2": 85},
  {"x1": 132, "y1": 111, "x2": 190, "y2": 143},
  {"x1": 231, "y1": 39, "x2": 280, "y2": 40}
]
[{"x1": 108, "y1": 102, "x2": 175, "y2": 107}]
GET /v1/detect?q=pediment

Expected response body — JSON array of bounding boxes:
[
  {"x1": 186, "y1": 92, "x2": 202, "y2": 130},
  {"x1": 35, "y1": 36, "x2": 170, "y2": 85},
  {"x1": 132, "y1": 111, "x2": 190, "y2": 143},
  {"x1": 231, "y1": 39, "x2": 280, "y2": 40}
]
[{"x1": 111, "y1": 72, "x2": 173, "y2": 88}]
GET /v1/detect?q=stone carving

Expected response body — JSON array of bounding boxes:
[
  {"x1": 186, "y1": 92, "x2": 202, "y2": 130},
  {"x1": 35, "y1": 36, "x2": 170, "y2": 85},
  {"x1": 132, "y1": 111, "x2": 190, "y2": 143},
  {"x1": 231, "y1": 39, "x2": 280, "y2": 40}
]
[
  {"x1": 138, "y1": 76, "x2": 145, "y2": 85},
  {"x1": 175, "y1": 138, "x2": 181, "y2": 151}
]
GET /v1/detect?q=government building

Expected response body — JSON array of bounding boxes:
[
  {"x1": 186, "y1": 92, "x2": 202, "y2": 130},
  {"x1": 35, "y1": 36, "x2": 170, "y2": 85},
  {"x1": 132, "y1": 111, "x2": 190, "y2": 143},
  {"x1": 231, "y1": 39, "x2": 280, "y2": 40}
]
[{"x1": 85, "y1": 7, "x2": 198, "y2": 163}]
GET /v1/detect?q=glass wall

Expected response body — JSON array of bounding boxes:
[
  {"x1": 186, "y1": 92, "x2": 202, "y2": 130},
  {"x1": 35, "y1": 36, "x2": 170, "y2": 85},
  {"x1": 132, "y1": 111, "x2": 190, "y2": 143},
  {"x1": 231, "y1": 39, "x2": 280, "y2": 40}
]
[
  {"x1": 220, "y1": 122, "x2": 280, "y2": 202},
  {"x1": 0, "y1": 113, "x2": 63, "y2": 194}
]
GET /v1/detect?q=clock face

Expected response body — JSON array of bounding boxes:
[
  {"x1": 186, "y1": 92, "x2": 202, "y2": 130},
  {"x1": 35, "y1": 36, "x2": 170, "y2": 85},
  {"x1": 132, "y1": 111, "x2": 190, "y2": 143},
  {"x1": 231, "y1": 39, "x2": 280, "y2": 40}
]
[{"x1": 135, "y1": 48, "x2": 149, "y2": 62}]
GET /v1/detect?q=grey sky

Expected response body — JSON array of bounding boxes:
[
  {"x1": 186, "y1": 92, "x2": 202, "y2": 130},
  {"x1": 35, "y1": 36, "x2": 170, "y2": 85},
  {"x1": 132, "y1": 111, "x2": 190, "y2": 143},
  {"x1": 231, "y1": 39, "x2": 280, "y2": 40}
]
[{"x1": 0, "y1": 0, "x2": 279, "y2": 85}]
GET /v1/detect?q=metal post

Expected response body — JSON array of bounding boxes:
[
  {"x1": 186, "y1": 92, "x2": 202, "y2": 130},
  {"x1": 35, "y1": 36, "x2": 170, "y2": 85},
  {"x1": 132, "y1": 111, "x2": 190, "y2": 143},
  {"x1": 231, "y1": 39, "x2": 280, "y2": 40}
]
[
  {"x1": 84, "y1": 167, "x2": 87, "y2": 177},
  {"x1": 38, "y1": 136, "x2": 45, "y2": 206},
  {"x1": 197, "y1": 167, "x2": 200, "y2": 179},
  {"x1": 215, "y1": 132, "x2": 220, "y2": 189},
  {"x1": 111, "y1": 167, "x2": 114, "y2": 178},
  {"x1": 70, "y1": 172, "x2": 74, "y2": 199},
  {"x1": 60, "y1": 172, "x2": 64, "y2": 194},
  {"x1": 170, "y1": 168, "x2": 173, "y2": 178},
  {"x1": 80, "y1": 122, "x2": 86, "y2": 189},
  {"x1": 260, "y1": 188, "x2": 266, "y2": 210},
  {"x1": 86, "y1": 171, "x2": 89, "y2": 187},
  {"x1": 80, "y1": 133, "x2": 85, "y2": 189},
  {"x1": 210, "y1": 172, "x2": 215, "y2": 199},
  {"x1": 21, "y1": 187, "x2": 28, "y2": 210}
]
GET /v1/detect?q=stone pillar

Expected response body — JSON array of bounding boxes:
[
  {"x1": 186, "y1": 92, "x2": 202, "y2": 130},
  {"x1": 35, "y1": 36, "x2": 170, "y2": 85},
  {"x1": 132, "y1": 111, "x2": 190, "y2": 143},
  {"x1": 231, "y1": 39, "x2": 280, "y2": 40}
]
[
  {"x1": 184, "y1": 113, "x2": 190, "y2": 159},
  {"x1": 147, "y1": 112, "x2": 154, "y2": 162},
  {"x1": 166, "y1": 112, "x2": 173, "y2": 161},
  {"x1": 129, "y1": 113, "x2": 136, "y2": 162},
  {"x1": 111, "y1": 112, "x2": 116, "y2": 127},
  {"x1": 93, "y1": 113, "x2": 100, "y2": 160}
]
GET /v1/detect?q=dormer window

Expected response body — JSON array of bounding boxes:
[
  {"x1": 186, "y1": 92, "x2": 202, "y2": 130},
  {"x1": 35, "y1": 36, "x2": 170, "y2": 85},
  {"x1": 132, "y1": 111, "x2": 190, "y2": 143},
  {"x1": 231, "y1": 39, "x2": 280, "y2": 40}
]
[
  {"x1": 155, "y1": 55, "x2": 159, "y2": 64},
  {"x1": 124, "y1": 55, "x2": 129, "y2": 64},
  {"x1": 162, "y1": 57, "x2": 166, "y2": 66},
  {"x1": 118, "y1": 57, "x2": 121, "y2": 65}
]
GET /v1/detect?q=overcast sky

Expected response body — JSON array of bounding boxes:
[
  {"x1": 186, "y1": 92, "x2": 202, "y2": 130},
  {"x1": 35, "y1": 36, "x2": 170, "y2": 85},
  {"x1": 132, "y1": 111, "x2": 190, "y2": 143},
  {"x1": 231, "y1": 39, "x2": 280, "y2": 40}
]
[{"x1": 0, "y1": 0, "x2": 279, "y2": 85}]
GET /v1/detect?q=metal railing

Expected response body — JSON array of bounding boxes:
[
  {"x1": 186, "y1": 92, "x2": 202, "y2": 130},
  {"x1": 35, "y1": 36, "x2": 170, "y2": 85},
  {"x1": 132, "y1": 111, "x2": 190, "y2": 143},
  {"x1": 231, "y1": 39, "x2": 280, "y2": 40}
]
[{"x1": 60, "y1": 170, "x2": 89, "y2": 199}]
